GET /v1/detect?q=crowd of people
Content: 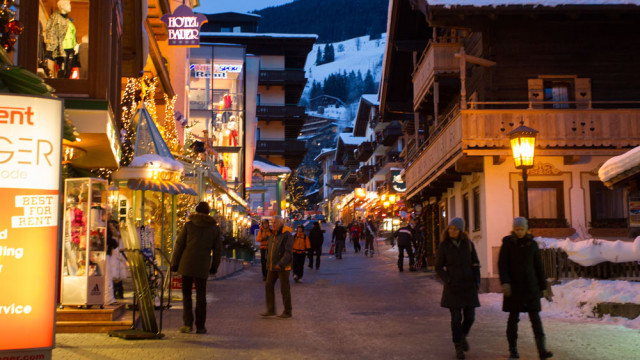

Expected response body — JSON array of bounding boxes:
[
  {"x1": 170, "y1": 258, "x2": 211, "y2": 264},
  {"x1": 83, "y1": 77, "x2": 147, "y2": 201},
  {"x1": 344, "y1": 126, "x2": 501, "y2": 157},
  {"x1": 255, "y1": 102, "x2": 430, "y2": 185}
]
[{"x1": 165, "y1": 205, "x2": 554, "y2": 359}]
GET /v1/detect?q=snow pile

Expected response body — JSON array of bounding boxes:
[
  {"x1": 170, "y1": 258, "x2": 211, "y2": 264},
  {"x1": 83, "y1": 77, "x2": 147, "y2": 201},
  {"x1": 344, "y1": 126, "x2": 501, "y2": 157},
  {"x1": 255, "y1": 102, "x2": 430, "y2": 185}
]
[
  {"x1": 305, "y1": 34, "x2": 386, "y2": 90},
  {"x1": 536, "y1": 237, "x2": 640, "y2": 266},
  {"x1": 130, "y1": 154, "x2": 184, "y2": 172},
  {"x1": 427, "y1": 0, "x2": 640, "y2": 8},
  {"x1": 481, "y1": 279, "x2": 640, "y2": 329},
  {"x1": 339, "y1": 133, "x2": 365, "y2": 146},
  {"x1": 598, "y1": 145, "x2": 640, "y2": 183}
]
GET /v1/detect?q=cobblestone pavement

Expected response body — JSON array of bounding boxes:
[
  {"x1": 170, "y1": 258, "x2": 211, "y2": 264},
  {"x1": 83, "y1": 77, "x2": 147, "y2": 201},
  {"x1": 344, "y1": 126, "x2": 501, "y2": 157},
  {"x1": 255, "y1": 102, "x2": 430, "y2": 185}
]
[{"x1": 53, "y1": 224, "x2": 639, "y2": 360}]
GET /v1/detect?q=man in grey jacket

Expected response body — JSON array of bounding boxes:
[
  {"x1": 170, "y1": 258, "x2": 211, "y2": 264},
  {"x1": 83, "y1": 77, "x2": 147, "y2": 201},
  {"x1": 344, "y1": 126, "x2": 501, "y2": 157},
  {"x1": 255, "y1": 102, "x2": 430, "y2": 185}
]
[
  {"x1": 171, "y1": 202, "x2": 222, "y2": 334},
  {"x1": 261, "y1": 216, "x2": 294, "y2": 318}
]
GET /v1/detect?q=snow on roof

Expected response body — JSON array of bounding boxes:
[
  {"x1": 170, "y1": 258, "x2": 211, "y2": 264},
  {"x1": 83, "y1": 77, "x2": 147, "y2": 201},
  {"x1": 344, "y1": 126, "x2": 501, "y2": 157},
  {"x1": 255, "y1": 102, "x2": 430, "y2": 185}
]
[
  {"x1": 314, "y1": 148, "x2": 336, "y2": 162},
  {"x1": 427, "y1": 0, "x2": 640, "y2": 7},
  {"x1": 339, "y1": 133, "x2": 365, "y2": 146},
  {"x1": 361, "y1": 94, "x2": 379, "y2": 106},
  {"x1": 253, "y1": 159, "x2": 291, "y2": 175},
  {"x1": 201, "y1": 32, "x2": 318, "y2": 39},
  {"x1": 130, "y1": 154, "x2": 184, "y2": 172},
  {"x1": 598, "y1": 146, "x2": 640, "y2": 185},
  {"x1": 536, "y1": 236, "x2": 640, "y2": 267}
]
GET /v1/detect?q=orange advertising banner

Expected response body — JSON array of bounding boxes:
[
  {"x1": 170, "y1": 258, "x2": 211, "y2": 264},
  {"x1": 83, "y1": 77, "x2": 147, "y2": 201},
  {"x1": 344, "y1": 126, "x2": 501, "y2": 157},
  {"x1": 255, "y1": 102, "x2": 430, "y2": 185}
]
[{"x1": 0, "y1": 94, "x2": 63, "y2": 353}]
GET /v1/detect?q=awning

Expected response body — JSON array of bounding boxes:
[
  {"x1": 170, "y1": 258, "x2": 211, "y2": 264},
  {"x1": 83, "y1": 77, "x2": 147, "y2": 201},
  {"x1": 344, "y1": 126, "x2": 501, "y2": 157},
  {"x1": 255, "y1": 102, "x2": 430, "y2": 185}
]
[{"x1": 126, "y1": 179, "x2": 197, "y2": 196}]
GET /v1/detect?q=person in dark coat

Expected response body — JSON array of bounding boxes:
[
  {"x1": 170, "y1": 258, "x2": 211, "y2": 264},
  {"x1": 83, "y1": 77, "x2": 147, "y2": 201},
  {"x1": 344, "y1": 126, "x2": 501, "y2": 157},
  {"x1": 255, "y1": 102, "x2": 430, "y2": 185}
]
[
  {"x1": 171, "y1": 202, "x2": 222, "y2": 334},
  {"x1": 331, "y1": 221, "x2": 347, "y2": 259},
  {"x1": 499, "y1": 217, "x2": 553, "y2": 359},
  {"x1": 435, "y1": 217, "x2": 480, "y2": 360},
  {"x1": 307, "y1": 221, "x2": 324, "y2": 269},
  {"x1": 393, "y1": 221, "x2": 416, "y2": 272},
  {"x1": 363, "y1": 217, "x2": 376, "y2": 257},
  {"x1": 261, "y1": 216, "x2": 294, "y2": 318}
]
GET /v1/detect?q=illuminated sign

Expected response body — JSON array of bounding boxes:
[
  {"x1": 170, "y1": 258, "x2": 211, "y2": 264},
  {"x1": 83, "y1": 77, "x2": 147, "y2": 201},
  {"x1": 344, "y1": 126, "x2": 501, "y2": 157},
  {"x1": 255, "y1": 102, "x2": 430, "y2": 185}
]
[
  {"x1": 391, "y1": 170, "x2": 406, "y2": 192},
  {"x1": 0, "y1": 94, "x2": 62, "y2": 355},
  {"x1": 161, "y1": 5, "x2": 208, "y2": 47},
  {"x1": 190, "y1": 64, "x2": 243, "y2": 79}
]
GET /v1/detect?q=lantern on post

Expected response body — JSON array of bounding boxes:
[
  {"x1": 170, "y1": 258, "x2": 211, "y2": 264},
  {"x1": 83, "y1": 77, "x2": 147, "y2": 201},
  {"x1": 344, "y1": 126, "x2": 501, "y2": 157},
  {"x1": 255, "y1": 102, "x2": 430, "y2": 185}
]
[{"x1": 508, "y1": 121, "x2": 538, "y2": 219}]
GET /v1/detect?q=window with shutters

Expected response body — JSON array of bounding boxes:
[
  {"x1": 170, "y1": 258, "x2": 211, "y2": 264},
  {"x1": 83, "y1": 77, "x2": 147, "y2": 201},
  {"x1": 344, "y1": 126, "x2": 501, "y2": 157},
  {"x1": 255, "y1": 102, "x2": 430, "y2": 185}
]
[{"x1": 528, "y1": 76, "x2": 591, "y2": 109}]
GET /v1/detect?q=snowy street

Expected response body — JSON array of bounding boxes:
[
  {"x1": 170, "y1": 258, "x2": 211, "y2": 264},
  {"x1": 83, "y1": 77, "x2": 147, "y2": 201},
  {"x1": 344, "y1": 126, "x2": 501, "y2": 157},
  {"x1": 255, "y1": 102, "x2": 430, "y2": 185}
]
[{"x1": 53, "y1": 224, "x2": 640, "y2": 360}]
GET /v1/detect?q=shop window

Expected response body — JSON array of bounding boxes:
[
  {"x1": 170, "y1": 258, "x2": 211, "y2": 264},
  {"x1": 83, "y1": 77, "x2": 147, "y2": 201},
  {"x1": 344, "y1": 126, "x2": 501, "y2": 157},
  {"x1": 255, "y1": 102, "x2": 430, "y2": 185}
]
[
  {"x1": 590, "y1": 181, "x2": 626, "y2": 228},
  {"x1": 519, "y1": 181, "x2": 566, "y2": 227},
  {"x1": 473, "y1": 186, "x2": 481, "y2": 231},
  {"x1": 462, "y1": 193, "x2": 469, "y2": 232},
  {"x1": 38, "y1": 0, "x2": 90, "y2": 79}
]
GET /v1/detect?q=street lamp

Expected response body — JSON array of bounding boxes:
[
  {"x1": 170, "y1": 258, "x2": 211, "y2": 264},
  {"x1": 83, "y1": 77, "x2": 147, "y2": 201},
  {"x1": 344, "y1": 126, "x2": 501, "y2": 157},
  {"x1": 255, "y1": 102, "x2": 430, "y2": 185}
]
[
  {"x1": 508, "y1": 121, "x2": 538, "y2": 219},
  {"x1": 355, "y1": 188, "x2": 366, "y2": 223}
]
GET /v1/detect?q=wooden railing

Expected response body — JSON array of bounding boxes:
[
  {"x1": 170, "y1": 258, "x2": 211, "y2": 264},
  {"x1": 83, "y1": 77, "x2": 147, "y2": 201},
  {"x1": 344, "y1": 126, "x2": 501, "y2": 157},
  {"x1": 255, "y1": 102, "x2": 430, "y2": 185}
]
[
  {"x1": 541, "y1": 248, "x2": 640, "y2": 281},
  {"x1": 413, "y1": 41, "x2": 460, "y2": 110}
]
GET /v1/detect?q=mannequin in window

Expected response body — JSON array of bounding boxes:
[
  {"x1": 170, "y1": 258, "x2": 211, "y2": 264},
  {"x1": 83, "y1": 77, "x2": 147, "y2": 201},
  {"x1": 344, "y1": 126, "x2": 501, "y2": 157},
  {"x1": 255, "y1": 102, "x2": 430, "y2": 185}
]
[
  {"x1": 64, "y1": 194, "x2": 85, "y2": 276},
  {"x1": 44, "y1": 1, "x2": 78, "y2": 78},
  {"x1": 227, "y1": 116, "x2": 238, "y2": 146}
]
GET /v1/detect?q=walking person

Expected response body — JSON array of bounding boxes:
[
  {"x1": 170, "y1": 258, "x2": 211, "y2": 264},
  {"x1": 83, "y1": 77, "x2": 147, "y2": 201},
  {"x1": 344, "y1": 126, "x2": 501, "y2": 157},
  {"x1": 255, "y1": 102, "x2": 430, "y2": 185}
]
[
  {"x1": 170, "y1": 202, "x2": 222, "y2": 334},
  {"x1": 261, "y1": 216, "x2": 294, "y2": 318},
  {"x1": 364, "y1": 217, "x2": 375, "y2": 257},
  {"x1": 105, "y1": 220, "x2": 127, "y2": 304},
  {"x1": 308, "y1": 221, "x2": 324, "y2": 269},
  {"x1": 435, "y1": 217, "x2": 480, "y2": 359},
  {"x1": 350, "y1": 221, "x2": 362, "y2": 253},
  {"x1": 331, "y1": 221, "x2": 347, "y2": 259},
  {"x1": 292, "y1": 224, "x2": 310, "y2": 282},
  {"x1": 499, "y1": 217, "x2": 554, "y2": 360},
  {"x1": 256, "y1": 219, "x2": 272, "y2": 281},
  {"x1": 393, "y1": 221, "x2": 416, "y2": 272}
]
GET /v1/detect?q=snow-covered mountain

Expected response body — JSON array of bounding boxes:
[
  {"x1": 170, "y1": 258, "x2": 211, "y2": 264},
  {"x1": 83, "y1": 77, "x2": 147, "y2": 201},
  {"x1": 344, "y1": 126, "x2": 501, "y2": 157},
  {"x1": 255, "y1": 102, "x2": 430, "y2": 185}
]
[{"x1": 303, "y1": 34, "x2": 386, "y2": 100}]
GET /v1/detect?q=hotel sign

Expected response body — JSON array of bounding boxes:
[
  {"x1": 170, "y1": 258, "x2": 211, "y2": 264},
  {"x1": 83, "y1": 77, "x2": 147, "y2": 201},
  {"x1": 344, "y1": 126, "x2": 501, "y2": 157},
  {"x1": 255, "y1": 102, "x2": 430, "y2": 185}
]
[
  {"x1": 161, "y1": 5, "x2": 208, "y2": 47},
  {"x1": 0, "y1": 94, "x2": 63, "y2": 357}
]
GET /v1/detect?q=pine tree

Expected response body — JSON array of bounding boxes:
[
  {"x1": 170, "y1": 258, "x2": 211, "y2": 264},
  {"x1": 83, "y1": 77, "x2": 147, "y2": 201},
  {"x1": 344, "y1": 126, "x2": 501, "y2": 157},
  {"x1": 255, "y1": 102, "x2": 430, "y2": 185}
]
[
  {"x1": 315, "y1": 47, "x2": 323, "y2": 65},
  {"x1": 323, "y1": 43, "x2": 335, "y2": 63},
  {"x1": 364, "y1": 69, "x2": 377, "y2": 94}
]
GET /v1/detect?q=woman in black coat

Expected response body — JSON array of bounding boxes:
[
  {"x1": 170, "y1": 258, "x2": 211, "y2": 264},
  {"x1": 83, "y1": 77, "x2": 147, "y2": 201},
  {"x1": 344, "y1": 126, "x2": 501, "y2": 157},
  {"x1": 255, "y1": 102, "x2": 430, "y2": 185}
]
[
  {"x1": 435, "y1": 218, "x2": 480, "y2": 360},
  {"x1": 498, "y1": 217, "x2": 553, "y2": 359},
  {"x1": 307, "y1": 222, "x2": 324, "y2": 269}
]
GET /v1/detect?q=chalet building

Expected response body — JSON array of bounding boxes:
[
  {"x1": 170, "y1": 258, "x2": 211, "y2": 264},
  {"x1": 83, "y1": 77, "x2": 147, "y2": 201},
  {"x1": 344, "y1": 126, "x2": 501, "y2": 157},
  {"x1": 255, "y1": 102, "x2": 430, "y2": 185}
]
[
  {"x1": 198, "y1": 13, "x2": 316, "y2": 216},
  {"x1": 384, "y1": 0, "x2": 640, "y2": 291}
]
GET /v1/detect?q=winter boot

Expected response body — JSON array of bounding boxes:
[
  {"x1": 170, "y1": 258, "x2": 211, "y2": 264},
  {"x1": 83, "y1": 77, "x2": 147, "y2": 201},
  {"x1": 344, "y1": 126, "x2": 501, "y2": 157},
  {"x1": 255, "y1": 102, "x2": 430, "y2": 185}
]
[
  {"x1": 508, "y1": 341, "x2": 520, "y2": 359},
  {"x1": 454, "y1": 342, "x2": 465, "y2": 359},
  {"x1": 535, "y1": 336, "x2": 553, "y2": 359},
  {"x1": 461, "y1": 334, "x2": 469, "y2": 352}
]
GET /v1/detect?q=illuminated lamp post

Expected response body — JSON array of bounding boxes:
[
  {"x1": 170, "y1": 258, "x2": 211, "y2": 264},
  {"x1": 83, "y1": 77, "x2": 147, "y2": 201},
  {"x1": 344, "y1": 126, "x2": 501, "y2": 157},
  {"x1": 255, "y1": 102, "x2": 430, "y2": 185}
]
[
  {"x1": 508, "y1": 122, "x2": 538, "y2": 219},
  {"x1": 355, "y1": 188, "x2": 366, "y2": 223}
]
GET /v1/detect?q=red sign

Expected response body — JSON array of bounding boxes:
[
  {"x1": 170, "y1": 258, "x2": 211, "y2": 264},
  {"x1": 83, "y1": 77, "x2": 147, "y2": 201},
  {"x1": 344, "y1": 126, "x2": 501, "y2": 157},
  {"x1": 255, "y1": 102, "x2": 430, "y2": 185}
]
[
  {"x1": 161, "y1": 5, "x2": 208, "y2": 47},
  {"x1": 0, "y1": 94, "x2": 62, "y2": 354}
]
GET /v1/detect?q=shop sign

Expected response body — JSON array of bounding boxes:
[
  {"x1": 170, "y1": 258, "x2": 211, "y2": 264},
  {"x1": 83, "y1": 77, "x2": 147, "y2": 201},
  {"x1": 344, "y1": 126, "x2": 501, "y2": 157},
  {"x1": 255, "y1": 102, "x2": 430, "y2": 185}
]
[
  {"x1": 190, "y1": 64, "x2": 211, "y2": 78},
  {"x1": 391, "y1": 170, "x2": 406, "y2": 192},
  {"x1": 161, "y1": 5, "x2": 208, "y2": 47},
  {"x1": 0, "y1": 94, "x2": 62, "y2": 355}
]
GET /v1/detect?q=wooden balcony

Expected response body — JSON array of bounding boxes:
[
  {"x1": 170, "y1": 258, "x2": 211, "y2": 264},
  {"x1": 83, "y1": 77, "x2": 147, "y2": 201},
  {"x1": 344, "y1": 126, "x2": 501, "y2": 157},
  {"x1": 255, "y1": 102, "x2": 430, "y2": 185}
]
[
  {"x1": 341, "y1": 168, "x2": 358, "y2": 185},
  {"x1": 259, "y1": 69, "x2": 306, "y2": 85},
  {"x1": 356, "y1": 165, "x2": 375, "y2": 184},
  {"x1": 381, "y1": 122, "x2": 403, "y2": 146},
  {"x1": 404, "y1": 104, "x2": 640, "y2": 194},
  {"x1": 329, "y1": 164, "x2": 347, "y2": 173},
  {"x1": 354, "y1": 141, "x2": 375, "y2": 162},
  {"x1": 256, "y1": 105, "x2": 306, "y2": 120},
  {"x1": 412, "y1": 42, "x2": 460, "y2": 111},
  {"x1": 342, "y1": 153, "x2": 359, "y2": 166}
]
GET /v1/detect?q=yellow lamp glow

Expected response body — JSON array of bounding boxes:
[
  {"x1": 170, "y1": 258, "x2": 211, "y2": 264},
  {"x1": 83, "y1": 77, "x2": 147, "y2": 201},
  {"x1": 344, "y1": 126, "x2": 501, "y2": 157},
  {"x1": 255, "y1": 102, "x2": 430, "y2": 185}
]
[
  {"x1": 383, "y1": 201, "x2": 390, "y2": 208},
  {"x1": 389, "y1": 194, "x2": 396, "y2": 204},
  {"x1": 355, "y1": 187, "x2": 366, "y2": 199},
  {"x1": 508, "y1": 122, "x2": 538, "y2": 169}
]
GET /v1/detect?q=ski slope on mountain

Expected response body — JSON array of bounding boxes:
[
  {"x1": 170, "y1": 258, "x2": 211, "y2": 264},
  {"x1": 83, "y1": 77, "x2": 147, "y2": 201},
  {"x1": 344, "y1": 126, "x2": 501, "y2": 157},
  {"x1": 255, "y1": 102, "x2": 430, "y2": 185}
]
[{"x1": 303, "y1": 34, "x2": 386, "y2": 96}]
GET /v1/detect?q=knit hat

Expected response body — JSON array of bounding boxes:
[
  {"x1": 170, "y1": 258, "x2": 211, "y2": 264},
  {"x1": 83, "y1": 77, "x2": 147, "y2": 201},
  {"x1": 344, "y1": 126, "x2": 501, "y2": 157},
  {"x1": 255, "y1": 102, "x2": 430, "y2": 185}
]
[
  {"x1": 449, "y1": 217, "x2": 464, "y2": 232},
  {"x1": 513, "y1": 217, "x2": 528, "y2": 230},
  {"x1": 195, "y1": 201, "x2": 210, "y2": 214}
]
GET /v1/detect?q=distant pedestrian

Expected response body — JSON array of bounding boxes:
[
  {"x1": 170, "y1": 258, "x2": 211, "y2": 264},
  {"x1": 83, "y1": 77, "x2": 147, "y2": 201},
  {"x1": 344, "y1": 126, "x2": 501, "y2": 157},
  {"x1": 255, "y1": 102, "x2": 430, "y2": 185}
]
[
  {"x1": 308, "y1": 222, "x2": 324, "y2": 269},
  {"x1": 256, "y1": 219, "x2": 272, "y2": 281},
  {"x1": 261, "y1": 216, "x2": 294, "y2": 319},
  {"x1": 499, "y1": 217, "x2": 553, "y2": 360},
  {"x1": 171, "y1": 201, "x2": 222, "y2": 334},
  {"x1": 393, "y1": 221, "x2": 416, "y2": 272},
  {"x1": 435, "y1": 217, "x2": 480, "y2": 359},
  {"x1": 292, "y1": 224, "x2": 311, "y2": 282},
  {"x1": 350, "y1": 221, "x2": 362, "y2": 253},
  {"x1": 331, "y1": 221, "x2": 348, "y2": 259},
  {"x1": 364, "y1": 217, "x2": 375, "y2": 257}
]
